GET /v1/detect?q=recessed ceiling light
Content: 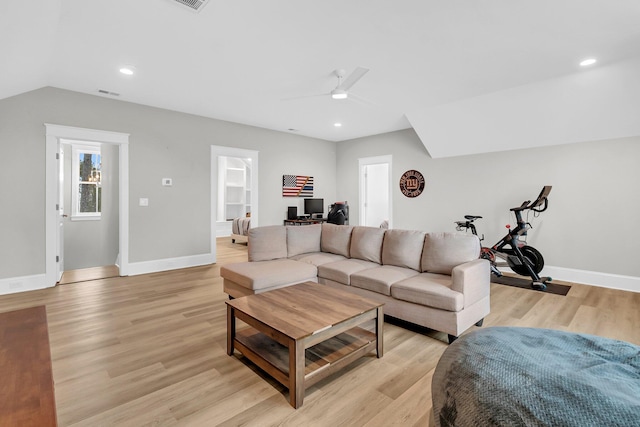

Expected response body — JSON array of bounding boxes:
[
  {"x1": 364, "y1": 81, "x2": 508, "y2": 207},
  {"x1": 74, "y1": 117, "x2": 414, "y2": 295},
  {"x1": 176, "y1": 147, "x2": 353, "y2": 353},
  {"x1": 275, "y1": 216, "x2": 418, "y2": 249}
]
[
  {"x1": 119, "y1": 66, "x2": 135, "y2": 75},
  {"x1": 579, "y1": 58, "x2": 597, "y2": 67},
  {"x1": 334, "y1": 123, "x2": 342, "y2": 127}
]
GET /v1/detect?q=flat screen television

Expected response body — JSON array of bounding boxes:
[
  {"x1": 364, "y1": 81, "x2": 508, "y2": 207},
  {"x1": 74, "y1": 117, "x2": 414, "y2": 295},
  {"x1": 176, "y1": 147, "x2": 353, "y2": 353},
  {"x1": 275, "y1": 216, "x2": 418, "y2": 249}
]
[{"x1": 304, "y1": 198, "x2": 324, "y2": 217}]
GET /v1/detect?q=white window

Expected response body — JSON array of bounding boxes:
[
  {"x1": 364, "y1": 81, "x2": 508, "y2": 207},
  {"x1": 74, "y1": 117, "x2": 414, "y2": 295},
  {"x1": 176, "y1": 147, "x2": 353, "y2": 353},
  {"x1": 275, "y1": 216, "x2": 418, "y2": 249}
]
[{"x1": 71, "y1": 144, "x2": 102, "y2": 220}]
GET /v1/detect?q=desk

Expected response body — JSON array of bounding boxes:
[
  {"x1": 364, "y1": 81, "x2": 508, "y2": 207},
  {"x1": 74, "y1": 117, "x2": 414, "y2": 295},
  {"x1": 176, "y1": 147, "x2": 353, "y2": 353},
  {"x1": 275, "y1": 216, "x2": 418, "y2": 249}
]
[{"x1": 283, "y1": 218, "x2": 326, "y2": 226}]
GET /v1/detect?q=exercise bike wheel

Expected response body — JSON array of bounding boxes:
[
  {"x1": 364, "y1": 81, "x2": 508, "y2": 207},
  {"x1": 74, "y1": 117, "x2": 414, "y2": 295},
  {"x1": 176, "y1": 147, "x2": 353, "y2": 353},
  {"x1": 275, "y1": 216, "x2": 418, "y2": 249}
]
[{"x1": 509, "y1": 245, "x2": 544, "y2": 276}]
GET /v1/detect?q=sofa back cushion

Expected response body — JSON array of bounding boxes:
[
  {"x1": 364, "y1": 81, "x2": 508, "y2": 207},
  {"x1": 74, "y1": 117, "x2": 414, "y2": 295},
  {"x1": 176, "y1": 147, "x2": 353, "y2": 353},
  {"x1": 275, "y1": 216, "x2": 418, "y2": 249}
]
[
  {"x1": 321, "y1": 223, "x2": 354, "y2": 257},
  {"x1": 421, "y1": 232, "x2": 480, "y2": 274},
  {"x1": 248, "y1": 225, "x2": 287, "y2": 261},
  {"x1": 350, "y1": 226, "x2": 386, "y2": 264},
  {"x1": 287, "y1": 224, "x2": 322, "y2": 257},
  {"x1": 382, "y1": 229, "x2": 426, "y2": 271}
]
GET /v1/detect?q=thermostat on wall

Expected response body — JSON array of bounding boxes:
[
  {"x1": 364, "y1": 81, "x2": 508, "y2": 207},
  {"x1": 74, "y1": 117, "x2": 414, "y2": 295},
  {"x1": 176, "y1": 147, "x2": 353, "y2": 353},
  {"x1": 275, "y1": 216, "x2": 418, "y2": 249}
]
[{"x1": 162, "y1": 178, "x2": 173, "y2": 186}]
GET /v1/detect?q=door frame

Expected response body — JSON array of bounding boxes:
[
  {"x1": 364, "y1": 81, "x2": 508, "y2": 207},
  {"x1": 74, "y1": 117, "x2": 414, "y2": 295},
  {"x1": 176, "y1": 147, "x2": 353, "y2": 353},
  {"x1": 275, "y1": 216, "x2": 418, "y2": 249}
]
[
  {"x1": 211, "y1": 145, "x2": 259, "y2": 255},
  {"x1": 45, "y1": 124, "x2": 130, "y2": 285},
  {"x1": 358, "y1": 155, "x2": 392, "y2": 228}
]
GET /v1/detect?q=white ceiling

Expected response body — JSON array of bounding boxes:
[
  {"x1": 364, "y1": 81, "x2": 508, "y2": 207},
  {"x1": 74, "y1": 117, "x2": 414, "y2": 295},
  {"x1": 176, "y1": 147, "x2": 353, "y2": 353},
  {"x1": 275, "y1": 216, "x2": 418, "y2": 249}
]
[{"x1": 2, "y1": 0, "x2": 640, "y2": 147}]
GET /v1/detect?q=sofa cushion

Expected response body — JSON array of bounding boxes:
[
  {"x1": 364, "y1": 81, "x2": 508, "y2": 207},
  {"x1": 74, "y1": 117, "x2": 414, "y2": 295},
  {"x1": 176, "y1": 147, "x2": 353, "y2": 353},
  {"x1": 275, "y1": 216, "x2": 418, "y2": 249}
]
[
  {"x1": 248, "y1": 225, "x2": 287, "y2": 261},
  {"x1": 317, "y1": 259, "x2": 380, "y2": 285},
  {"x1": 382, "y1": 229, "x2": 426, "y2": 271},
  {"x1": 351, "y1": 265, "x2": 420, "y2": 296},
  {"x1": 350, "y1": 226, "x2": 386, "y2": 263},
  {"x1": 321, "y1": 223, "x2": 354, "y2": 257},
  {"x1": 289, "y1": 252, "x2": 347, "y2": 266},
  {"x1": 422, "y1": 232, "x2": 480, "y2": 274},
  {"x1": 220, "y1": 259, "x2": 317, "y2": 291},
  {"x1": 287, "y1": 224, "x2": 322, "y2": 257},
  {"x1": 391, "y1": 273, "x2": 464, "y2": 312}
]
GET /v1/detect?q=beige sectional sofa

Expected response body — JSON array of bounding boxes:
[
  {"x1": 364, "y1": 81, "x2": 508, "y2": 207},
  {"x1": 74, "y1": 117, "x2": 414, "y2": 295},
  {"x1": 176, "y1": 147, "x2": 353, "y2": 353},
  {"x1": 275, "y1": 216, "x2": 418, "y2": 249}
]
[{"x1": 221, "y1": 223, "x2": 490, "y2": 343}]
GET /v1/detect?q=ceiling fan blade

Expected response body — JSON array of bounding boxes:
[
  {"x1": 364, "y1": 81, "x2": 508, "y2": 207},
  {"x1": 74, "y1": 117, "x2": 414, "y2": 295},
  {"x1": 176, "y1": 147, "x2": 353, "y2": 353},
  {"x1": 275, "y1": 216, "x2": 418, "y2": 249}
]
[
  {"x1": 349, "y1": 92, "x2": 378, "y2": 107},
  {"x1": 339, "y1": 67, "x2": 369, "y2": 91},
  {"x1": 280, "y1": 93, "x2": 327, "y2": 101}
]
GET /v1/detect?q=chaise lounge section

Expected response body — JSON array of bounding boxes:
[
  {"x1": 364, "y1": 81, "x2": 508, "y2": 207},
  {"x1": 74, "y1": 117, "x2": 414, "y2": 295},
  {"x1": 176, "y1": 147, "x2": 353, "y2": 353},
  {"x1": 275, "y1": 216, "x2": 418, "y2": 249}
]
[{"x1": 221, "y1": 223, "x2": 490, "y2": 342}]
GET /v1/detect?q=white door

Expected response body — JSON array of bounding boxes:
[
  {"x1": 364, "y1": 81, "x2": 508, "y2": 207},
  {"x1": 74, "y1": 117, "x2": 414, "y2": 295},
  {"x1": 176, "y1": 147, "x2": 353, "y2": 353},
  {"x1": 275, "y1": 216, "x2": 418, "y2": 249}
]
[
  {"x1": 359, "y1": 155, "x2": 392, "y2": 228},
  {"x1": 56, "y1": 143, "x2": 64, "y2": 281}
]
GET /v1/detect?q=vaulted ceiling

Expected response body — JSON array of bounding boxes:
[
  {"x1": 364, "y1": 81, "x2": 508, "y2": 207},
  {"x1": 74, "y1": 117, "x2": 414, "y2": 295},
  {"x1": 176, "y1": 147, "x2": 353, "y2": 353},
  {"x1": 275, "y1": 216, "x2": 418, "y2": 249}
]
[{"x1": 2, "y1": 1, "x2": 640, "y2": 155}]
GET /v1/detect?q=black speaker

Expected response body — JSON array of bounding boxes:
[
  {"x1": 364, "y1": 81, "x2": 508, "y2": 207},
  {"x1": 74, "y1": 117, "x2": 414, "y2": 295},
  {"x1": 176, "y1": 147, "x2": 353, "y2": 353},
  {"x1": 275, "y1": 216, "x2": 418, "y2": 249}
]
[{"x1": 287, "y1": 206, "x2": 297, "y2": 220}]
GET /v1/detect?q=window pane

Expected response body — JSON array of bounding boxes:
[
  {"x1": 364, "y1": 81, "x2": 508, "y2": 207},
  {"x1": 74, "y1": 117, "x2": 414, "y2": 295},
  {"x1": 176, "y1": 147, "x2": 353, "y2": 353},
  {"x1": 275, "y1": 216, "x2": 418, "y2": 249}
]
[
  {"x1": 79, "y1": 183, "x2": 99, "y2": 213},
  {"x1": 77, "y1": 151, "x2": 102, "y2": 215},
  {"x1": 79, "y1": 153, "x2": 101, "y2": 184}
]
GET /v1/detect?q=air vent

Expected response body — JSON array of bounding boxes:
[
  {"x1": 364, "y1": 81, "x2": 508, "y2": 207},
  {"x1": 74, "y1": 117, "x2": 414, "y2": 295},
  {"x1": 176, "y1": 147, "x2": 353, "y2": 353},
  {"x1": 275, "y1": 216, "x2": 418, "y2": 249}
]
[
  {"x1": 98, "y1": 89, "x2": 120, "y2": 97},
  {"x1": 170, "y1": 0, "x2": 210, "y2": 12}
]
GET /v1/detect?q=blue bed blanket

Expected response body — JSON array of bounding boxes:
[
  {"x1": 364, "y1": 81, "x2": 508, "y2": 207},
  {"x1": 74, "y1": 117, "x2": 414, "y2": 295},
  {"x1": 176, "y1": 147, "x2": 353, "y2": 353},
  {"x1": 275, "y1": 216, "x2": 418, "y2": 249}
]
[{"x1": 432, "y1": 327, "x2": 640, "y2": 427}]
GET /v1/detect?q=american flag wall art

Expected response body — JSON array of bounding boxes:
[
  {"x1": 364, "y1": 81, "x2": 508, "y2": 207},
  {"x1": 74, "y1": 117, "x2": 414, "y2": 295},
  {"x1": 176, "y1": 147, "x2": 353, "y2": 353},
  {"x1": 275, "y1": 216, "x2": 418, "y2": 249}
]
[{"x1": 283, "y1": 175, "x2": 314, "y2": 197}]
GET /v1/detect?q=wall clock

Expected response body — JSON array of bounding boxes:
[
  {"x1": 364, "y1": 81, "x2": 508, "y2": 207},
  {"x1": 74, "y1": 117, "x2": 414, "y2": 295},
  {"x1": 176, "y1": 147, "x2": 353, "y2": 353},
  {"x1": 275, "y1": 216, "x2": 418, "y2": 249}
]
[{"x1": 399, "y1": 170, "x2": 425, "y2": 198}]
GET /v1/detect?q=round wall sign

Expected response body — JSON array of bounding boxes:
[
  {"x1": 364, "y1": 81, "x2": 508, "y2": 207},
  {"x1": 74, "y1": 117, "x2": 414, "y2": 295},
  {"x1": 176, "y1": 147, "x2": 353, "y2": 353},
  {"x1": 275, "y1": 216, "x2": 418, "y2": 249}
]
[{"x1": 399, "y1": 170, "x2": 425, "y2": 198}]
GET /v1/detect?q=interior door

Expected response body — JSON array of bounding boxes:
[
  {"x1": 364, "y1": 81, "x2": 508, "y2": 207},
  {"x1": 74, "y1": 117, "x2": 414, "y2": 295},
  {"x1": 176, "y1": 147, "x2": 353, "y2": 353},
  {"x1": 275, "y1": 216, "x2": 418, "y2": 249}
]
[
  {"x1": 359, "y1": 156, "x2": 391, "y2": 227},
  {"x1": 56, "y1": 143, "x2": 64, "y2": 282}
]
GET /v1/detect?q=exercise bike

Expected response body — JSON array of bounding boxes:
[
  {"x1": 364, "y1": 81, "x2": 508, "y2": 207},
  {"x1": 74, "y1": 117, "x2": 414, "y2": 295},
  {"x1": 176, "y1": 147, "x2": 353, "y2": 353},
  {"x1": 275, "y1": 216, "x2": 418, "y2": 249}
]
[{"x1": 455, "y1": 186, "x2": 553, "y2": 290}]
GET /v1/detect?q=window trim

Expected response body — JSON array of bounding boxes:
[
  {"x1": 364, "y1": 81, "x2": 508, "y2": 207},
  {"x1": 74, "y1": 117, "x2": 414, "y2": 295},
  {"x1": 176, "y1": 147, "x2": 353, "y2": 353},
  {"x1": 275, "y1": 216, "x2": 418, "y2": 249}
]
[{"x1": 71, "y1": 143, "x2": 102, "y2": 220}]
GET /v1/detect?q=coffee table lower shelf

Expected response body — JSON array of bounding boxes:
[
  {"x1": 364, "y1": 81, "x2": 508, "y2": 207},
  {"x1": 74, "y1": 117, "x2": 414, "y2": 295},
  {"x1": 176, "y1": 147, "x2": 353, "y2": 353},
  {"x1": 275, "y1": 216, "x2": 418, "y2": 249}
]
[{"x1": 233, "y1": 326, "x2": 377, "y2": 399}]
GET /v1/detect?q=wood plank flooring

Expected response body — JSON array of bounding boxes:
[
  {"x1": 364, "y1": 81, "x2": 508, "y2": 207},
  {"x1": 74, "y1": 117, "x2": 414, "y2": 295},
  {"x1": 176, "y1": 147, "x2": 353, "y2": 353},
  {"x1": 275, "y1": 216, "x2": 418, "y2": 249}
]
[
  {"x1": 59, "y1": 265, "x2": 120, "y2": 285},
  {"x1": 0, "y1": 237, "x2": 638, "y2": 426},
  {"x1": 0, "y1": 306, "x2": 57, "y2": 426}
]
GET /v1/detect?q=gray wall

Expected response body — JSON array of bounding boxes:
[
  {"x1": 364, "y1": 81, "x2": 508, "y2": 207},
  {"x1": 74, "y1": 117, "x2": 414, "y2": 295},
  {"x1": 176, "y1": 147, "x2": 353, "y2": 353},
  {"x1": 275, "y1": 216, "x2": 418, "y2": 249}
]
[
  {"x1": 0, "y1": 87, "x2": 336, "y2": 279},
  {"x1": 62, "y1": 142, "x2": 119, "y2": 270},
  {"x1": 1, "y1": 86, "x2": 637, "y2": 285},
  {"x1": 337, "y1": 129, "x2": 640, "y2": 277}
]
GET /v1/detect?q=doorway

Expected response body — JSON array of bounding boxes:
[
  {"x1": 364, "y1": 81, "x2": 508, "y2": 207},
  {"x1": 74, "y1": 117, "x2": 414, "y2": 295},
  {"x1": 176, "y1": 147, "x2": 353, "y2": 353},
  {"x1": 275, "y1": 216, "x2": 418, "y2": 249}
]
[
  {"x1": 211, "y1": 146, "x2": 259, "y2": 257},
  {"x1": 58, "y1": 140, "x2": 120, "y2": 283},
  {"x1": 45, "y1": 124, "x2": 130, "y2": 286},
  {"x1": 359, "y1": 155, "x2": 392, "y2": 228}
]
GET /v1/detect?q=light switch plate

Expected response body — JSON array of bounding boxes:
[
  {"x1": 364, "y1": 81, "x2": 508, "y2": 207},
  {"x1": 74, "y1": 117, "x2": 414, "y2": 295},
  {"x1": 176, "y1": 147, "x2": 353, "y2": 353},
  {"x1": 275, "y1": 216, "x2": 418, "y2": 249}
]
[
  {"x1": 139, "y1": 198, "x2": 149, "y2": 206},
  {"x1": 162, "y1": 178, "x2": 172, "y2": 186}
]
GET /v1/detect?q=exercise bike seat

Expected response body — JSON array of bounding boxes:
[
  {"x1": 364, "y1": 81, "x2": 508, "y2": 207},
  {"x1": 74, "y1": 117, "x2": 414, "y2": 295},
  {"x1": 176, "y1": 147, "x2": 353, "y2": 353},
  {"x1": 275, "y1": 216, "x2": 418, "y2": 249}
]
[{"x1": 464, "y1": 215, "x2": 482, "y2": 221}]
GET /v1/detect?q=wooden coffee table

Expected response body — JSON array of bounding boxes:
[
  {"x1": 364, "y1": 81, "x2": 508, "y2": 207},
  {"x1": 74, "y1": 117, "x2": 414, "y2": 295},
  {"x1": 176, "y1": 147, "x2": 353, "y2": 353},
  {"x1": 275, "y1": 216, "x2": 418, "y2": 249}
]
[{"x1": 226, "y1": 282, "x2": 384, "y2": 408}]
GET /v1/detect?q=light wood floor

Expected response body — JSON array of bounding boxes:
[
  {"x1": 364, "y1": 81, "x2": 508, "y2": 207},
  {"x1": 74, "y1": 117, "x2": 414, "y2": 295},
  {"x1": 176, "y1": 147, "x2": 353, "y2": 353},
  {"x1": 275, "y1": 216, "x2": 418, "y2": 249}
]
[
  {"x1": 59, "y1": 265, "x2": 120, "y2": 285},
  {"x1": 0, "y1": 238, "x2": 638, "y2": 426}
]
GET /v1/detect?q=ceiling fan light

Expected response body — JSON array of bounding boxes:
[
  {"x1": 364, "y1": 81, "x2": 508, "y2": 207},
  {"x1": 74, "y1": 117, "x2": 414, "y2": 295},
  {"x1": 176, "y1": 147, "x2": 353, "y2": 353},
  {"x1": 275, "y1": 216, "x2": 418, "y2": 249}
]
[{"x1": 331, "y1": 89, "x2": 348, "y2": 100}]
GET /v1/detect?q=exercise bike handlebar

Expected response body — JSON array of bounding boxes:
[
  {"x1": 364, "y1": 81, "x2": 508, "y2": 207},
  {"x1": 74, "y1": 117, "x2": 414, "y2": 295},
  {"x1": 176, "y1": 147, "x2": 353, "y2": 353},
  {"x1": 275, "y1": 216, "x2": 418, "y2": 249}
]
[{"x1": 510, "y1": 186, "x2": 552, "y2": 212}]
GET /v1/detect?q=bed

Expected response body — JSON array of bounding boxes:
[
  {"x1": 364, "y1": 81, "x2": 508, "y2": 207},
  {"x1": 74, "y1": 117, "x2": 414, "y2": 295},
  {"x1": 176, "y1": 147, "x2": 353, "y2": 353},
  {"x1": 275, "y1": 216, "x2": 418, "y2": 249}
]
[
  {"x1": 432, "y1": 327, "x2": 640, "y2": 427},
  {"x1": 231, "y1": 217, "x2": 251, "y2": 244}
]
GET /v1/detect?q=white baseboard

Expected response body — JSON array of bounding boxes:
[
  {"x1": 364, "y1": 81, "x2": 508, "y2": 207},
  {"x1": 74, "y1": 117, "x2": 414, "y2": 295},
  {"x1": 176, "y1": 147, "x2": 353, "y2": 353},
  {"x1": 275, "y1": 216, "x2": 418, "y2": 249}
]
[
  {"x1": 216, "y1": 221, "x2": 232, "y2": 238},
  {"x1": 126, "y1": 253, "x2": 215, "y2": 277},
  {"x1": 0, "y1": 274, "x2": 50, "y2": 296},
  {"x1": 499, "y1": 265, "x2": 640, "y2": 293},
  {"x1": 541, "y1": 266, "x2": 640, "y2": 293}
]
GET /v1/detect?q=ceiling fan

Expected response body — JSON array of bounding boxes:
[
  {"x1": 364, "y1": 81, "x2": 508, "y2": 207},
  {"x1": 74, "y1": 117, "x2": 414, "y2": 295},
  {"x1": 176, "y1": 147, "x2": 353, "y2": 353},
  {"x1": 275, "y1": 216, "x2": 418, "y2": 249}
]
[
  {"x1": 283, "y1": 67, "x2": 370, "y2": 102},
  {"x1": 329, "y1": 67, "x2": 369, "y2": 100}
]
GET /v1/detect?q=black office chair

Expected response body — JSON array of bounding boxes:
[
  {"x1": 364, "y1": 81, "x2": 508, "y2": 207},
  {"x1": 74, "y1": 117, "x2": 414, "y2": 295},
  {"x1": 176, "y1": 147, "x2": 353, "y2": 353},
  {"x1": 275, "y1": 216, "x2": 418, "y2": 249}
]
[{"x1": 327, "y1": 202, "x2": 349, "y2": 225}]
